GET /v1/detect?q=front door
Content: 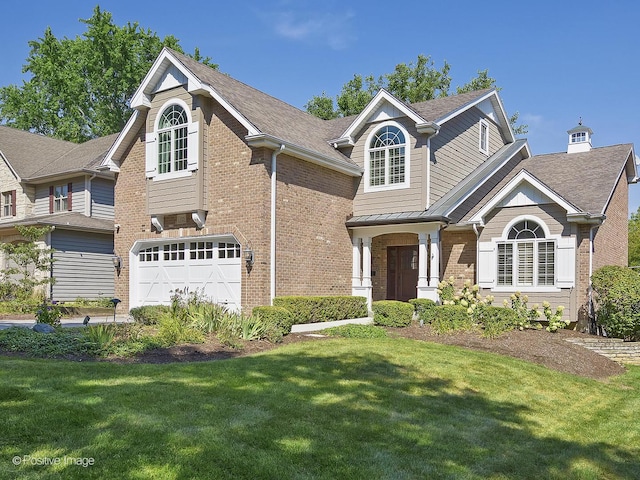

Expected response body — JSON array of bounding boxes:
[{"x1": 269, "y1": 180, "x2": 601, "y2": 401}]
[{"x1": 387, "y1": 245, "x2": 419, "y2": 302}]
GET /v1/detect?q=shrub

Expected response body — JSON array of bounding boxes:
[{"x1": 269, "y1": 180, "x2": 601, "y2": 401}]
[
  {"x1": 502, "y1": 292, "x2": 542, "y2": 330},
  {"x1": 273, "y1": 296, "x2": 368, "y2": 324},
  {"x1": 431, "y1": 305, "x2": 475, "y2": 334},
  {"x1": 323, "y1": 324, "x2": 387, "y2": 338},
  {"x1": 35, "y1": 300, "x2": 62, "y2": 327},
  {"x1": 157, "y1": 315, "x2": 205, "y2": 346},
  {"x1": 129, "y1": 305, "x2": 170, "y2": 325},
  {"x1": 253, "y1": 306, "x2": 295, "y2": 343},
  {"x1": 372, "y1": 300, "x2": 413, "y2": 327},
  {"x1": 591, "y1": 266, "x2": 640, "y2": 340},
  {"x1": 409, "y1": 298, "x2": 437, "y2": 324},
  {"x1": 480, "y1": 306, "x2": 520, "y2": 338}
]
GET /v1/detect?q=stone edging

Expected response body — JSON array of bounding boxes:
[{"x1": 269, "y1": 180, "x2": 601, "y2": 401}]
[
  {"x1": 565, "y1": 337, "x2": 640, "y2": 366},
  {"x1": 291, "y1": 317, "x2": 374, "y2": 333}
]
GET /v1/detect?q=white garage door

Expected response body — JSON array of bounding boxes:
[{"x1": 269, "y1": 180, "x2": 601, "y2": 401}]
[{"x1": 131, "y1": 237, "x2": 241, "y2": 311}]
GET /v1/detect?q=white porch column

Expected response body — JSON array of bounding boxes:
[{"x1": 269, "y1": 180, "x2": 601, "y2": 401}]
[
  {"x1": 352, "y1": 236, "x2": 372, "y2": 309},
  {"x1": 417, "y1": 233, "x2": 429, "y2": 289},
  {"x1": 351, "y1": 237, "x2": 362, "y2": 288},
  {"x1": 417, "y1": 229, "x2": 440, "y2": 302},
  {"x1": 429, "y1": 230, "x2": 440, "y2": 287}
]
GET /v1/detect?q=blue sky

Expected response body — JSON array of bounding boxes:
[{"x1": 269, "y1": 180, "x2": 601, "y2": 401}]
[{"x1": 2, "y1": 0, "x2": 640, "y2": 213}]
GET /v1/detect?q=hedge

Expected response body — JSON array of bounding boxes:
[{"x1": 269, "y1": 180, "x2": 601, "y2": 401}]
[
  {"x1": 273, "y1": 296, "x2": 368, "y2": 325},
  {"x1": 372, "y1": 300, "x2": 413, "y2": 327},
  {"x1": 252, "y1": 305, "x2": 295, "y2": 341},
  {"x1": 409, "y1": 298, "x2": 437, "y2": 324},
  {"x1": 592, "y1": 265, "x2": 640, "y2": 340},
  {"x1": 431, "y1": 305, "x2": 475, "y2": 334}
]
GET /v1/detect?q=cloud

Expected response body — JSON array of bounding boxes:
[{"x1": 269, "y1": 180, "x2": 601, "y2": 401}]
[{"x1": 270, "y1": 9, "x2": 356, "y2": 50}]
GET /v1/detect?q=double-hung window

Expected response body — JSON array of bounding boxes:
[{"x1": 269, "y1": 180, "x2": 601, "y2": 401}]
[
  {"x1": 497, "y1": 220, "x2": 555, "y2": 287},
  {"x1": 366, "y1": 123, "x2": 409, "y2": 190},
  {"x1": 2, "y1": 191, "x2": 15, "y2": 217},
  {"x1": 54, "y1": 185, "x2": 68, "y2": 212},
  {"x1": 157, "y1": 105, "x2": 189, "y2": 174}
]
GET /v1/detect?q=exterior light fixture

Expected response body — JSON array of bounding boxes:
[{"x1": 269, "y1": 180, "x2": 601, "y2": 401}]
[
  {"x1": 244, "y1": 246, "x2": 254, "y2": 268},
  {"x1": 112, "y1": 255, "x2": 122, "y2": 270}
]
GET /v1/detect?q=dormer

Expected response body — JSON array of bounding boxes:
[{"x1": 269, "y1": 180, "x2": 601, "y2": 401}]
[{"x1": 567, "y1": 121, "x2": 593, "y2": 153}]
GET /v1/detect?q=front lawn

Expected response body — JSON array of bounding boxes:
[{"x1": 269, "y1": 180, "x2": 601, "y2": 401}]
[{"x1": 1, "y1": 338, "x2": 639, "y2": 479}]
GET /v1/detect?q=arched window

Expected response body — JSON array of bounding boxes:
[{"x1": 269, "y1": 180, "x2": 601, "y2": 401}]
[
  {"x1": 498, "y1": 219, "x2": 555, "y2": 287},
  {"x1": 157, "y1": 104, "x2": 189, "y2": 174},
  {"x1": 367, "y1": 124, "x2": 408, "y2": 189}
]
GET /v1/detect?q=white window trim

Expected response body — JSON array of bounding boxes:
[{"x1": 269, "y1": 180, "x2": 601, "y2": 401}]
[
  {"x1": 496, "y1": 238, "x2": 557, "y2": 289},
  {"x1": 478, "y1": 214, "x2": 573, "y2": 291},
  {"x1": 479, "y1": 119, "x2": 489, "y2": 155},
  {"x1": 364, "y1": 120, "x2": 411, "y2": 193},
  {"x1": 146, "y1": 98, "x2": 199, "y2": 181}
]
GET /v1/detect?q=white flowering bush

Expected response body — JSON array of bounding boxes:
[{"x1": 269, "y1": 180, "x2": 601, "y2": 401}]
[{"x1": 543, "y1": 302, "x2": 569, "y2": 332}]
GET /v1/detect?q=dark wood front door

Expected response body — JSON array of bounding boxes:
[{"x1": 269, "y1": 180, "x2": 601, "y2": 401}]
[{"x1": 387, "y1": 245, "x2": 419, "y2": 302}]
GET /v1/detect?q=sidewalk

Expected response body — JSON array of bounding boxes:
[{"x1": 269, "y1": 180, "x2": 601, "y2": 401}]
[{"x1": 0, "y1": 315, "x2": 133, "y2": 330}]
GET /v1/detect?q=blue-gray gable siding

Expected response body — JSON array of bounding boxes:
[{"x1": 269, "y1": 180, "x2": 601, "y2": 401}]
[
  {"x1": 91, "y1": 177, "x2": 114, "y2": 219},
  {"x1": 50, "y1": 230, "x2": 114, "y2": 301}
]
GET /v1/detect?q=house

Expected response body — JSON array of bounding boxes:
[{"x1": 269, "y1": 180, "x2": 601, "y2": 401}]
[
  {"x1": 0, "y1": 126, "x2": 116, "y2": 301},
  {"x1": 102, "y1": 47, "x2": 636, "y2": 329}
]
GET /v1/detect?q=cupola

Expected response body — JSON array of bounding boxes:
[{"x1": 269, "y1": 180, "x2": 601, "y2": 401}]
[{"x1": 567, "y1": 119, "x2": 593, "y2": 153}]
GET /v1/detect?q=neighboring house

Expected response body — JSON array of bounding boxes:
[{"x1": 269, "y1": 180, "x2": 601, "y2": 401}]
[
  {"x1": 102, "y1": 47, "x2": 636, "y2": 329},
  {"x1": 0, "y1": 126, "x2": 117, "y2": 301}
]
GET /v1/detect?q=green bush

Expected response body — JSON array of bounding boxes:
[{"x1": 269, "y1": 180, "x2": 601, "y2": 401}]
[
  {"x1": 157, "y1": 315, "x2": 205, "y2": 346},
  {"x1": 431, "y1": 305, "x2": 475, "y2": 334},
  {"x1": 372, "y1": 300, "x2": 413, "y2": 327},
  {"x1": 323, "y1": 324, "x2": 387, "y2": 338},
  {"x1": 253, "y1": 306, "x2": 294, "y2": 343},
  {"x1": 592, "y1": 266, "x2": 640, "y2": 340},
  {"x1": 129, "y1": 305, "x2": 170, "y2": 325},
  {"x1": 480, "y1": 306, "x2": 520, "y2": 338},
  {"x1": 273, "y1": 296, "x2": 368, "y2": 324},
  {"x1": 0, "y1": 327, "x2": 94, "y2": 357},
  {"x1": 409, "y1": 298, "x2": 437, "y2": 324}
]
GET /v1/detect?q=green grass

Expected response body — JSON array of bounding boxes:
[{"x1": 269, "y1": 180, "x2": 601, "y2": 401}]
[{"x1": 1, "y1": 338, "x2": 639, "y2": 479}]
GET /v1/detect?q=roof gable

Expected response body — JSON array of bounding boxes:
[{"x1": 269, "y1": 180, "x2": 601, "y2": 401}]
[{"x1": 469, "y1": 170, "x2": 579, "y2": 225}]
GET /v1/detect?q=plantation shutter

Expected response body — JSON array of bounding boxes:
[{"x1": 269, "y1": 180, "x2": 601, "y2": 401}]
[
  {"x1": 67, "y1": 182, "x2": 73, "y2": 211},
  {"x1": 145, "y1": 132, "x2": 158, "y2": 178},
  {"x1": 10, "y1": 190, "x2": 16, "y2": 216},
  {"x1": 187, "y1": 121, "x2": 200, "y2": 172},
  {"x1": 49, "y1": 186, "x2": 54, "y2": 213},
  {"x1": 556, "y1": 237, "x2": 576, "y2": 288},
  {"x1": 477, "y1": 241, "x2": 496, "y2": 288}
]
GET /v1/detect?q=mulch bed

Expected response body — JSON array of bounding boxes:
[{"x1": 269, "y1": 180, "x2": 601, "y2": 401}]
[
  {"x1": 1, "y1": 316, "x2": 627, "y2": 380},
  {"x1": 99, "y1": 323, "x2": 626, "y2": 380}
]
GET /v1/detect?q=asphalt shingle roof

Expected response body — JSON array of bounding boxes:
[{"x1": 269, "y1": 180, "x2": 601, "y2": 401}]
[{"x1": 0, "y1": 126, "x2": 117, "y2": 180}]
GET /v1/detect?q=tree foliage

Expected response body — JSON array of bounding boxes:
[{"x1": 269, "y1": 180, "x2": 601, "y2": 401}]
[
  {"x1": 0, "y1": 225, "x2": 54, "y2": 301},
  {"x1": 629, "y1": 206, "x2": 640, "y2": 266},
  {"x1": 305, "y1": 56, "x2": 527, "y2": 134},
  {"x1": 0, "y1": 6, "x2": 216, "y2": 142}
]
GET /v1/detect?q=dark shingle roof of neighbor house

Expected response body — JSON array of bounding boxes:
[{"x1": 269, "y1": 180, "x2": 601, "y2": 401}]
[
  {"x1": 459, "y1": 143, "x2": 635, "y2": 222},
  {"x1": 0, "y1": 126, "x2": 117, "y2": 181},
  {"x1": 170, "y1": 50, "x2": 494, "y2": 169}
]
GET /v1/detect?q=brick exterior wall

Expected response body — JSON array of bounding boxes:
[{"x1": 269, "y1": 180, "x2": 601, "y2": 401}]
[
  {"x1": 593, "y1": 172, "x2": 628, "y2": 270},
  {"x1": 441, "y1": 229, "x2": 477, "y2": 290},
  {"x1": 113, "y1": 94, "x2": 356, "y2": 313}
]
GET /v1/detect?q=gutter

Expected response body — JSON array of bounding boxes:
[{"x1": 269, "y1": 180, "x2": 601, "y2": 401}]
[{"x1": 270, "y1": 144, "x2": 285, "y2": 305}]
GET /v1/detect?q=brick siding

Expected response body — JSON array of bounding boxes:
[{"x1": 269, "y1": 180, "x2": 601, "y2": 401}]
[{"x1": 441, "y1": 229, "x2": 477, "y2": 290}]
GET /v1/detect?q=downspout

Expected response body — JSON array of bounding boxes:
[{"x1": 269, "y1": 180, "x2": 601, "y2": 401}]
[
  {"x1": 270, "y1": 144, "x2": 285, "y2": 305},
  {"x1": 425, "y1": 129, "x2": 440, "y2": 209},
  {"x1": 588, "y1": 223, "x2": 600, "y2": 332},
  {"x1": 472, "y1": 223, "x2": 480, "y2": 285},
  {"x1": 85, "y1": 173, "x2": 97, "y2": 217}
]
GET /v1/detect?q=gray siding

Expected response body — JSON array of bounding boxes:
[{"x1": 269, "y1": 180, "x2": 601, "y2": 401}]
[
  {"x1": 352, "y1": 117, "x2": 426, "y2": 216},
  {"x1": 430, "y1": 107, "x2": 507, "y2": 205},
  {"x1": 479, "y1": 203, "x2": 572, "y2": 241},
  {"x1": 51, "y1": 230, "x2": 114, "y2": 301},
  {"x1": 33, "y1": 177, "x2": 86, "y2": 215},
  {"x1": 91, "y1": 177, "x2": 114, "y2": 219}
]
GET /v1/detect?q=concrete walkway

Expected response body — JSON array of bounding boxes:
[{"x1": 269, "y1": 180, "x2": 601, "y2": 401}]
[{"x1": 0, "y1": 315, "x2": 133, "y2": 330}]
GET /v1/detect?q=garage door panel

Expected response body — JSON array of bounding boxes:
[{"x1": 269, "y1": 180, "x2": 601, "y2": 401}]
[{"x1": 133, "y1": 238, "x2": 241, "y2": 311}]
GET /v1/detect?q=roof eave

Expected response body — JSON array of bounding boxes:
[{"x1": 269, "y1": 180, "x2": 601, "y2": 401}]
[
  {"x1": 346, "y1": 214, "x2": 450, "y2": 228},
  {"x1": 246, "y1": 133, "x2": 363, "y2": 177}
]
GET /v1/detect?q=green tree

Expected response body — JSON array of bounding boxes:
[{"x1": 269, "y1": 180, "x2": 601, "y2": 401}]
[
  {"x1": 0, "y1": 6, "x2": 216, "y2": 142},
  {"x1": 0, "y1": 225, "x2": 55, "y2": 301},
  {"x1": 306, "y1": 57, "x2": 527, "y2": 134},
  {"x1": 629, "y1": 206, "x2": 640, "y2": 266}
]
